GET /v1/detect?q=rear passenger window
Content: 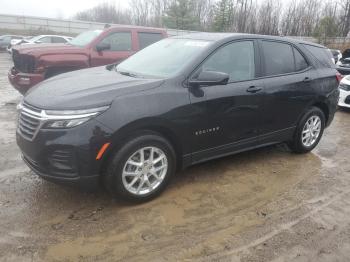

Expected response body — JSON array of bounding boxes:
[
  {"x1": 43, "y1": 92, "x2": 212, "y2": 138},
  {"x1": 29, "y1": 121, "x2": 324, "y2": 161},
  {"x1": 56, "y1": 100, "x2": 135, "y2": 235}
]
[
  {"x1": 293, "y1": 47, "x2": 308, "y2": 71},
  {"x1": 138, "y1": 32, "x2": 163, "y2": 49},
  {"x1": 200, "y1": 41, "x2": 255, "y2": 82},
  {"x1": 262, "y1": 41, "x2": 294, "y2": 76}
]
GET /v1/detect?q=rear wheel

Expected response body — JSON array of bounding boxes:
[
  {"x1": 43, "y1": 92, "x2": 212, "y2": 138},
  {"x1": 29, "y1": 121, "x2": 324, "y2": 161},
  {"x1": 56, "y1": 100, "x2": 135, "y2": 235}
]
[
  {"x1": 289, "y1": 107, "x2": 325, "y2": 153},
  {"x1": 104, "y1": 133, "x2": 176, "y2": 202}
]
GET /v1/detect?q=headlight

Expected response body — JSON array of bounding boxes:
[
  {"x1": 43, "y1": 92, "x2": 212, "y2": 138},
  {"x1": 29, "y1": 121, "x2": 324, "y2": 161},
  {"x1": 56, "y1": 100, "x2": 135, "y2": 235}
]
[
  {"x1": 43, "y1": 105, "x2": 110, "y2": 129},
  {"x1": 339, "y1": 83, "x2": 350, "y2": 91}
]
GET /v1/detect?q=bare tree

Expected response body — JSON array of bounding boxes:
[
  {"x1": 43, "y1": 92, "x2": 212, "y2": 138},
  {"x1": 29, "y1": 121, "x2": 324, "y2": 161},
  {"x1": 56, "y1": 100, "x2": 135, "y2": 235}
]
[
  {"x1": 75, "y1": 3, "x2": 131, "y2": 24},
  {"x1": 339, "y1": 0, "x2": 350, "y2": 36},
  {"x1": 256, "y1": 0, "x2": 281, "y2": 35},
  {"x1": 74, "y1": 0, "x2": 347, "y2": 37}
]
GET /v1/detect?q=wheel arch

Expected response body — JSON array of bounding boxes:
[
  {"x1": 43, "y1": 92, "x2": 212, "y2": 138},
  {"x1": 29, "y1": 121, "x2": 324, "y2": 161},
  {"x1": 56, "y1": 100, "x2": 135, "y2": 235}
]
[
  {"x1": 99, "y1": 119, "x2": 184, "y2": 176},
  {"x1": 312, "y1": 101, "x2": 329, "y2": 124}
]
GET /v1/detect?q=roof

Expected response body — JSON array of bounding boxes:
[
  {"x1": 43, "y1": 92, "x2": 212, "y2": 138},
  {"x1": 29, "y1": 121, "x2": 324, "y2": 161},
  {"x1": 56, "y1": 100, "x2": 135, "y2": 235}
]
[
  {"x1": 35, "y1": 35, "x2": 71, "y2": 38},
  {"x1": 106, "y1": 25, "x2": 167, "y2": 32},
  {"x1": 172, "y1": 32, "x2": 325, "y2": 48}
]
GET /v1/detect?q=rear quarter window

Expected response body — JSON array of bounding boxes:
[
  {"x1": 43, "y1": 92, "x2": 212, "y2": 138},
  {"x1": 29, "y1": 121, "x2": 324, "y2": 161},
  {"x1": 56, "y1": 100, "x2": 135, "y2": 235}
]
[
  {"x1": 293, "y1": 47, "x2": 309, "y2": 71},
  {"x1": 138, "y1": 32, "x2": 163, "y2": 50},
  {"x1": 302, "y1": 44, "x2": 335, "y2": 68}
]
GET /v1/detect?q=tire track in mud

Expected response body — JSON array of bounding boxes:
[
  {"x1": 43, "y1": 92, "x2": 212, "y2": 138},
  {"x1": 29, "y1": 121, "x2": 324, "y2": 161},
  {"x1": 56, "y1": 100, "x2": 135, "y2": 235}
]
[{"x1": 201, "y1": 188, "x2": 350, "y2": 261}]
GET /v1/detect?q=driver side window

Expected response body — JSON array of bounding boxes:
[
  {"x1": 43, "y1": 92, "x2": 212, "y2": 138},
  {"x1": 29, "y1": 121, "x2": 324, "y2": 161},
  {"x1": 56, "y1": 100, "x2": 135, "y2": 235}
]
[
  {"x1": 200, "y1": 41, "x2": 255, "y2": 82},
  {"x1": 100, "y1": 32, "x2": 132, "y2": 51}
]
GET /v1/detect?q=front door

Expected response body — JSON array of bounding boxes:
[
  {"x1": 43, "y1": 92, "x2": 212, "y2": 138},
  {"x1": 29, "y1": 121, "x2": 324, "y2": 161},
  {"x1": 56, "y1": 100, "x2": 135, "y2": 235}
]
[
  {"x1": 90, "y1": 31, "x2": 135, "y2": 67},
  {"x1": 189, "y1": 40, "x2": 264, "y2": 162}
]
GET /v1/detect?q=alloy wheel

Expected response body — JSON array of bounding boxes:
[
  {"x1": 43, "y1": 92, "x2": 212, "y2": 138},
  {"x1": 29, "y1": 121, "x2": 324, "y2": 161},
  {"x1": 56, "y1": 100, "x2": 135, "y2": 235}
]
[
  {"x1": 301, "y1": 115, "x2": 322, "y2": 147},
  {"x1": 122, "y1": 147, "x2": 168, "y2": 195}
]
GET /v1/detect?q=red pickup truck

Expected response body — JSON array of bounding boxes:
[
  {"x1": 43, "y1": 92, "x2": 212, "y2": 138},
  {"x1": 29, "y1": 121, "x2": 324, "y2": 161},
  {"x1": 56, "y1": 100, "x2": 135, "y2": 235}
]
[{"x1": 8, "y1": 26, "x2": 167, "y2": 94}]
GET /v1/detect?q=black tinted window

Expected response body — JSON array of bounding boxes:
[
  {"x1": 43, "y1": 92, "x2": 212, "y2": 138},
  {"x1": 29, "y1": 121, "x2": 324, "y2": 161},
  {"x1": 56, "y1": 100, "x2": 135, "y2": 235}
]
[
  {"x1": 293, "y1": 47, "x2": 308, "y2": 71},
  {"x1": 262, "y1": 41, "x2": 295, "y2": 76},
  {"x1": 52, "y1": 37, "x2": 67, "y2": 43},
  {"x1": 138, "y1": 32, "x2": 163, "y2": 49},
  {"x1": 200, "y1": 41, "x2": 255, "y2": 82},
  {"x1": 302, "y1": 44, "x2": 335, "y2": 68},
  {"x1": 100, "y1": 32, "x2": 132, "y2": 51}
]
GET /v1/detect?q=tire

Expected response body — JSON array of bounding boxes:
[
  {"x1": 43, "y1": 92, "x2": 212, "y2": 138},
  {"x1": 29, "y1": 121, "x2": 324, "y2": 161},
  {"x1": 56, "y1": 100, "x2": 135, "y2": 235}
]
[
  {"x1": 104, "y1": 133, "x2": 176, "y2": 202},
  {"x1": 288, "y1": 106, "x2": 325, "y2": 154}
]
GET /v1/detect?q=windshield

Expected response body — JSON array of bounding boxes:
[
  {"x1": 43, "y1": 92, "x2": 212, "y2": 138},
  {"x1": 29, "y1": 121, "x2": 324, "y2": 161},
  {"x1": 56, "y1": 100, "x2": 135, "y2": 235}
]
[
  {"x1": 116, "y1": 38, "x2": 211, "y2": 78},
  {"x1": 70, "y1": 30, "x2": 102, "y2": 47},
  {"x1": 27, "y1": 35, "x2": 43, "y2": 42}
]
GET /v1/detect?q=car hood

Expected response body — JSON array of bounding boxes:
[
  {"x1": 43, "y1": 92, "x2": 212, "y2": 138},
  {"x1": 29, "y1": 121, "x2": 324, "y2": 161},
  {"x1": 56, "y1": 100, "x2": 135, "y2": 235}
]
[
  {"x1": 13, "y1": 44, "x2": 86, "y2": 57},
  {"x1": 341, "y1": 75, "x2": 350, "y2": 85},
  {"x1": 24, "y1": 66, "x2": 164, "y2": 110}
]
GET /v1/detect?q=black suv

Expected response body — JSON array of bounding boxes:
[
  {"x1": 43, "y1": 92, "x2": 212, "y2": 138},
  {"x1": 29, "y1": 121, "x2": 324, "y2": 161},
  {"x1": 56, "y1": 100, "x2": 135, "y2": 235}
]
[{"x1": 17, "y1": 33, "x2": 340, "y2": 201}]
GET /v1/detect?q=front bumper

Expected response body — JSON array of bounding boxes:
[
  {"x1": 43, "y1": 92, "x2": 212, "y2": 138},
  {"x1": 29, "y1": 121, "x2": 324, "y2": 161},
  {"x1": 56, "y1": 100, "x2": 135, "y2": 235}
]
[
  {"x1": 8, "y1": 67, "x2": 44, "y2": 94},
  {"x1": 339, "y1": 88, "x2": 350, "y2": 108},
  {"x1": 16, "y1": 118, "x2": 113, "y2": 190}
]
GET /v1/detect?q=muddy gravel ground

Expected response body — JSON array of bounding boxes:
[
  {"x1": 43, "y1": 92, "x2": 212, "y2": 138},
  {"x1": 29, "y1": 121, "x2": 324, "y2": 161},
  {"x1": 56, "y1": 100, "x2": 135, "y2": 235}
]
[{"x1": 1, "y1": 52, "x2": 350, "y2": 262}]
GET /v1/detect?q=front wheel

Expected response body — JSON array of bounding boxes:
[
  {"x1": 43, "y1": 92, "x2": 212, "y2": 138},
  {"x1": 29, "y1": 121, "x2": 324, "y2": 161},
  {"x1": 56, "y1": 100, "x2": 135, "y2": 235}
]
[
  {"x1": 104, "y1": 133, "x2": 176, "y2": 202},
  {"x1": 289, "y1": 107, "x2": 325, "y2": 153}
]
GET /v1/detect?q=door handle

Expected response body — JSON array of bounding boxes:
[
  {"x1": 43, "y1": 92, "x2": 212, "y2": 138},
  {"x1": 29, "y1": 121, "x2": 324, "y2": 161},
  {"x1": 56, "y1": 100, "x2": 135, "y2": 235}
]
[
  {"x1": 246, "y1": 86, "x2": 262, "y2": 93},
  {"x1": 303, "y1": 77, "x2": 312, "y2": 83}
]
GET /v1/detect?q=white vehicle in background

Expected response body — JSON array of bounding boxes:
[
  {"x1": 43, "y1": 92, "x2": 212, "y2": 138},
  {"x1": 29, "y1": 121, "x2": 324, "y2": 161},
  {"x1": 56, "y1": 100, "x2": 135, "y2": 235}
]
[
  {"x1": 331, "y1": 49, "x2": 342, "y2": 64},
  {"x1": 6, "y1": 36, "x2": 32, "y2": 54},
  {"x1": 7, "y1": 34, "x2": 73, "y2": 53},
  {"x1": 339, "y1": 75, "x2": 350, "y2": 108}
]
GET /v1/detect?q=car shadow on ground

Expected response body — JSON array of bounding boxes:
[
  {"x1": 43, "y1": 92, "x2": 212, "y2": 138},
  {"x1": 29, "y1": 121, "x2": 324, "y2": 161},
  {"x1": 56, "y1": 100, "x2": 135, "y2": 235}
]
[{"x1": 26, "y1": 142, "x2": 310, "y2": 209}]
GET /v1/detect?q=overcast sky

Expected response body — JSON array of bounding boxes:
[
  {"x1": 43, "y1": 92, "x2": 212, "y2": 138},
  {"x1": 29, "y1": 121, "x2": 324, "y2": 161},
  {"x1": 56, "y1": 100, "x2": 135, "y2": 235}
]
[{"x1": 0, "y1": 0, "x2": 129, "y2": 19}]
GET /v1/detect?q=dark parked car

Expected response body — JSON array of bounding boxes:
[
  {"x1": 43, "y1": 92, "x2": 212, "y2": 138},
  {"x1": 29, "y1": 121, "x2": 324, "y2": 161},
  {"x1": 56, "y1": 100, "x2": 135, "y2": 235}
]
[
  {"x1": 8, "y1": 26, "x2": 167, "y2": 94},
  {"x1": 0, "y1": 35, "x2": 24, "y2": 50},
  {"x1": 16, "y1": 33, "x2": 340, "y2": 201},
  {"x1": 336, "y1": 49, "x2": 350, "y2": 75}
]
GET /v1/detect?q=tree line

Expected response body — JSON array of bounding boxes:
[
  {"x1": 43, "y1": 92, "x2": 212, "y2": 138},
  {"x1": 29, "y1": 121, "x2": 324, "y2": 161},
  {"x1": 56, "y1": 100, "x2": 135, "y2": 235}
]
[{"x1": 75, "y1": 0, "x2": 350, "y2": 38}]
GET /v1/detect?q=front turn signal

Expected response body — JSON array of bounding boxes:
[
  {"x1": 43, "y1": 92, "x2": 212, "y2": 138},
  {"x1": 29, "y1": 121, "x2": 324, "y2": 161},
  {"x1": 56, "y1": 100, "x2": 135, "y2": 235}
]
[{"x1": 96, "y1": 143, "x2": 111, "y2": 160}]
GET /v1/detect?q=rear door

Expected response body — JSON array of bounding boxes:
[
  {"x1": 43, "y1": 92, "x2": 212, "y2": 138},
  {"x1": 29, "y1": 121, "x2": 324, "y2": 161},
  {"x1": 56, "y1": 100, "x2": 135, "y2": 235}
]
[
  {"x1": 258, "y1": 40, "x2": 317, "y2": 144},
  {"x1": 90, "y1": 31, "x2": 135, "y2": 67},
  {"x1": 189, "y1": 40, "x2": 265, "y2": 161}
]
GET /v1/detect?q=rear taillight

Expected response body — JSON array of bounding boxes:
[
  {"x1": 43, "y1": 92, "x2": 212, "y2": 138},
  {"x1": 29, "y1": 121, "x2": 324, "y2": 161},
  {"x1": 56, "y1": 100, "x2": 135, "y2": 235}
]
[{"x1": 336, "y1": 72, "x2": 343, "y2": 83}]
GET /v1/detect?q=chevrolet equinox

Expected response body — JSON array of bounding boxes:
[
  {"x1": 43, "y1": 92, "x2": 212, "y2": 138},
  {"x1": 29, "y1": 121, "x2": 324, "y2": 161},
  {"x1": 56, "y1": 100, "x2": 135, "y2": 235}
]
[{"x1": 16, "y1": 33, "x2": 340, "y2": 201}]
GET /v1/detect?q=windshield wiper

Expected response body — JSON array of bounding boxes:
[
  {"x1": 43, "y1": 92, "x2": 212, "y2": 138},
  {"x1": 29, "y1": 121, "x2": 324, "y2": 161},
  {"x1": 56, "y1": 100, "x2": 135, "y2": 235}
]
[{"x1": 117, "y1": 70, "x2": 143, "y2": 78}]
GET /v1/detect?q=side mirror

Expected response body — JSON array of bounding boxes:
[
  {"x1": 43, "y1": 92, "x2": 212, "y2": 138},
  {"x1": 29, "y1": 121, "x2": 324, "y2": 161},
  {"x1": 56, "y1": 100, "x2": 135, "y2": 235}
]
[
  {"x1": 189, "y1": 71, "x2": 229, "y2": 87},
  {"x1": 96, "y1": 42, "x2": 111, "y2": 52},
  {"x1": 34, "y1": 40, "x2": 42, "y2": 44}
]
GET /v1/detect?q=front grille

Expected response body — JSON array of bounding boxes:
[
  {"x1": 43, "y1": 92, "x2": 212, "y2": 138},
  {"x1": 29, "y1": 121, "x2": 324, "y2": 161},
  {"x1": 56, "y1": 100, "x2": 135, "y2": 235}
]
[
  {"x1": 12, "y1": 49, "x2": 35, "y2": 73},
  {"x1": 18, "y1": 102, "x2": 42, "y2": 140},
  {"x1": 345, "y1": 95, "x2": 350, "y2": 105}
]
